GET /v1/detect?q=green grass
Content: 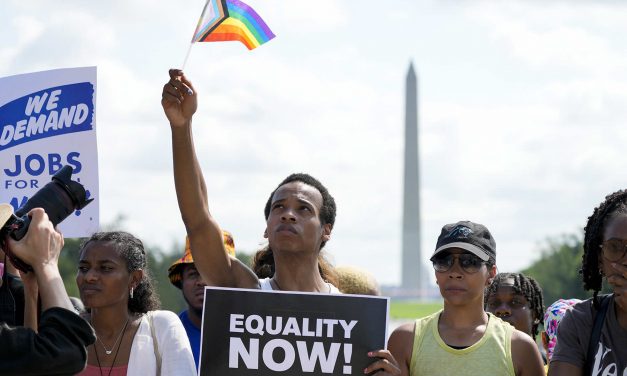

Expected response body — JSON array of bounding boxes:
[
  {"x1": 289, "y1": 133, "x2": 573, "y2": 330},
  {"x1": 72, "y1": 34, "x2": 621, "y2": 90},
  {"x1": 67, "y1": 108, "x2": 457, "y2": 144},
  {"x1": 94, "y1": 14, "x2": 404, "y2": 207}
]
[{"x1": 390, "y1": 300, "x2": 443, "y2": 319}]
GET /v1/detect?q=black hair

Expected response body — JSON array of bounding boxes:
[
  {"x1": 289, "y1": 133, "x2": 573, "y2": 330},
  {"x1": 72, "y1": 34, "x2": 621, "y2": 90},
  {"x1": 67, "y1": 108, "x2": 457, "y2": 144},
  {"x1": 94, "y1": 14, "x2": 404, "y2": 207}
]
[
  {"x1": 582, "y1": 189, "x2": 627, "y2": 307},
  {"x1": 485, "y1": 272, "x2": 545, "y2": 340},
  {"x1": 80, "y1": 231, "x2": 160, "y2": 313},
  {"x1": 263, "y1": 173, "x2": 336, "y2": 233},
  {"x1": 254, "y1": 173, "x2": 338, "y2": 286}
]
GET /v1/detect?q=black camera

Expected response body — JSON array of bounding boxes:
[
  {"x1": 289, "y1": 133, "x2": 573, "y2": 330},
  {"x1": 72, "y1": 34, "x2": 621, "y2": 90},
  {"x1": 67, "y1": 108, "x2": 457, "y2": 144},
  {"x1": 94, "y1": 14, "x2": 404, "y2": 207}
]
[{"x1": 0, "y1": 165, "x2": 93, "y2": 272}]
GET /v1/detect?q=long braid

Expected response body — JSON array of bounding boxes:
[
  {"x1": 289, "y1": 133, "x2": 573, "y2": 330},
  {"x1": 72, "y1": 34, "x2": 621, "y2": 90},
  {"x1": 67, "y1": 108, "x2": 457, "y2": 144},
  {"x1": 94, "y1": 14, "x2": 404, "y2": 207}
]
[{"x1": 582, "y1": 190, "x2": 627, "y2": 308}]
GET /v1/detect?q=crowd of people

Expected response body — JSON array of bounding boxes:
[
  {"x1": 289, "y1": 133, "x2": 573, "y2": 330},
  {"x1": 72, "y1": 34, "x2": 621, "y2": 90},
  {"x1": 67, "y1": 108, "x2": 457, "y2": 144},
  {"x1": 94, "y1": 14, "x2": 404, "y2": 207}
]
[{"x1": 0, "y1": 70, "x2": 625, "y2": 375}]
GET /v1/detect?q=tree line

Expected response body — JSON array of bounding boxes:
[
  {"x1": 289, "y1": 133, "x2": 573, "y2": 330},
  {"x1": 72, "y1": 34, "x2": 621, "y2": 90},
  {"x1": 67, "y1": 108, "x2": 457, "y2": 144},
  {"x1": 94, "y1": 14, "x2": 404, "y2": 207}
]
[
  {"x1": 58, "y1": 231, "x2": 253, "y2": 313},
  {"x1": 55, "y1": 224, "x2": 604, "y2": 311},
  {"x1": 522, "y1": 232, "x2": 611, "y2": 306}
]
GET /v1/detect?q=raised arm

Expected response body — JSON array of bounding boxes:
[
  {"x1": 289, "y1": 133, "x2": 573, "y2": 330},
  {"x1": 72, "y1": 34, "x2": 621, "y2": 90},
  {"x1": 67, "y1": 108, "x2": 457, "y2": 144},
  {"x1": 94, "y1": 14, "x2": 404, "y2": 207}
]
[{"x1": 161, "y1": 69, "x2": 258, "y2": 289}]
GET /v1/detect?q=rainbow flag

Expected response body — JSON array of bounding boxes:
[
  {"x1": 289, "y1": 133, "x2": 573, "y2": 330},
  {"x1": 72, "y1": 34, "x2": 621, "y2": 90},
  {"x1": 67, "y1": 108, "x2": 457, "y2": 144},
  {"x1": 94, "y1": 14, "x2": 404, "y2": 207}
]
[{"x1": 191, "y1": 0, "x2": 275, "y2": 50}]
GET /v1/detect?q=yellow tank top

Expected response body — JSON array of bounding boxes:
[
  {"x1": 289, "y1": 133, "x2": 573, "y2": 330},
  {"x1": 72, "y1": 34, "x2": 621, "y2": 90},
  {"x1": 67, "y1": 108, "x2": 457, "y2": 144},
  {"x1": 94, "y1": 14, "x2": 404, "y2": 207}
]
[{"x1": 409, "y1": 311, "x2": 515, "y2": 376}]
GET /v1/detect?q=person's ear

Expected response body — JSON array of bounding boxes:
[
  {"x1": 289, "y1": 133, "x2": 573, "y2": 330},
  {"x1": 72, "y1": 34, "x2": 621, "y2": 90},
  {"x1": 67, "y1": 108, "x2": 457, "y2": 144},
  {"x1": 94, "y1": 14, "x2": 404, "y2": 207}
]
[
  {"x1": 321, "y1": 224, "x2": 332, "y2": 242},
  {"x1": 488, "y1": 264, "x2": 497, "y2": 279},
  {"x1": 130, "y1": 269, "x2": 143, "y2": 289},
  {"x1": 263, "y1": 228, "x2": 268, "y2": 239}
]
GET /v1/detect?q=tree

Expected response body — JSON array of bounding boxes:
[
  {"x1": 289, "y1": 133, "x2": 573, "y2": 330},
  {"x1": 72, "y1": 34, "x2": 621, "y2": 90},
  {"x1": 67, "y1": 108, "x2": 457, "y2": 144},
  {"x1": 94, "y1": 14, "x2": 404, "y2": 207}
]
[
  {"x1": 522, "y1": 232, "x2": 610, "y2": 306},
  {"x1": 236, "y1": 251, "x2": 253, "y2": 269}
]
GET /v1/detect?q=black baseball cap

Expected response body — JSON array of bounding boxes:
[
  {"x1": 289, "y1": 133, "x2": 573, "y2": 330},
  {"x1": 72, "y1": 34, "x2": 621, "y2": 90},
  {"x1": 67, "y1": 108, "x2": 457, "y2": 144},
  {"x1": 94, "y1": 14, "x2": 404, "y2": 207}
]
[{"x1": 430, "y1": 220, "x2": 496, "y2": 262}]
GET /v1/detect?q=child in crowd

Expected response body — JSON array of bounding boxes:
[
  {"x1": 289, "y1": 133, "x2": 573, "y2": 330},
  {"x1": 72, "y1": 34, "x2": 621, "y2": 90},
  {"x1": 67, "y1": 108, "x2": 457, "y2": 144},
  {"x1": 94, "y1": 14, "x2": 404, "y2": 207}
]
[
  {"x1": 549, "y1": 190, "x2": 627, "y2": 375},
  {"x1": 388, "y1": 221, "x2": 544, "y2": 376},
  {"x1": 485, "y1": 273, "x2": 545, "y2": 343}
]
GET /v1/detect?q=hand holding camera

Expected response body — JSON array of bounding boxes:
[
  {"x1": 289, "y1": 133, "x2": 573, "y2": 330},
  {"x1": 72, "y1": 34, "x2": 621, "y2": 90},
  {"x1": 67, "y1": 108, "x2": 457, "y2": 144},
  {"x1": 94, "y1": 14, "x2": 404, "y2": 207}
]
[
  {"x1": 0, "y1": 165, "x2": 92, "y2": 272},
  {"x1": 6, "y1": 208, "x2": 64, "y2": 272}
]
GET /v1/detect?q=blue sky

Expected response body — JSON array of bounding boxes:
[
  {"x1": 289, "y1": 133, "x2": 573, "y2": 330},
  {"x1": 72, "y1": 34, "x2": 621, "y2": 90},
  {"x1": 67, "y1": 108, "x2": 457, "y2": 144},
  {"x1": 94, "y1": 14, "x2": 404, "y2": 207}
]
[{"x1": 2, "y1": 0, "x2": 627, "y2": 285}]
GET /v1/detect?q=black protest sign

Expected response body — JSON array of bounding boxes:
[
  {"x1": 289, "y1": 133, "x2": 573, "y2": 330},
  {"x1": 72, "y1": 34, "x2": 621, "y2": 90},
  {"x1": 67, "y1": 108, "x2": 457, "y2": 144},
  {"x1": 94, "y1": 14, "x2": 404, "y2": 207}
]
[{"x1": 199, "y1": 287, "x2": 389, "y2": 376}]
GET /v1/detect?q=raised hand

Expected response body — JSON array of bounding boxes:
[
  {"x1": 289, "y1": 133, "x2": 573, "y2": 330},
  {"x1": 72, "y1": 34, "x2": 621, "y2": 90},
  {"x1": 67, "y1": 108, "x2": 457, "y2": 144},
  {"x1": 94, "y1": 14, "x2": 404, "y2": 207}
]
[{"x1": 161, "y1": 69, "x2": 197, "y2": 127}]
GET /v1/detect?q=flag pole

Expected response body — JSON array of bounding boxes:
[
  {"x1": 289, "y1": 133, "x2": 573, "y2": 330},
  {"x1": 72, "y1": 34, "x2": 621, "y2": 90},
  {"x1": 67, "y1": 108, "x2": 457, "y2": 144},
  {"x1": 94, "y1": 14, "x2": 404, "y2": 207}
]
[{"x1": 181, "y1": 42, "x2": 193, "y2": 70}]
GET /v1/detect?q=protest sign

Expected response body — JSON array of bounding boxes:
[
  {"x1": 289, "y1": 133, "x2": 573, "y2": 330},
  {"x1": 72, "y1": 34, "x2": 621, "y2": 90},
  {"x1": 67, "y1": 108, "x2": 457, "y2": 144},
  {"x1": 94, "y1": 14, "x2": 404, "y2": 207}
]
[
  {"x1": 0, "y1": 67, "x2": 99, "y2": 237},
  {"x1": 199, "y1": 287, "x2": 389, "y2": 376}
]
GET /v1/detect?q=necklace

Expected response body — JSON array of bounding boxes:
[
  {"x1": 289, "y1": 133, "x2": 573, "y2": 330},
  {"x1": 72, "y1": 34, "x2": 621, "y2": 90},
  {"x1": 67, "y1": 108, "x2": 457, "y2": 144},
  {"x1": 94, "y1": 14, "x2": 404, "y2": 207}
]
[
  {"x1": 271, "y1": 277, "x2": 332, "y2": 293},
  {"x1": 93, "y1": 318, "x2": 128, "y2": 376},
  {"x1": 94, "y1": 317, "x2": 129, "y2": 355}
]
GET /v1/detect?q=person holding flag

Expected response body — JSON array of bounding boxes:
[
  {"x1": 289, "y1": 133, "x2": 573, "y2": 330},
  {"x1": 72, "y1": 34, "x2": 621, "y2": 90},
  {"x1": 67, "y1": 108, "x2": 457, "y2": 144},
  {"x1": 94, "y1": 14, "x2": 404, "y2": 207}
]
[{"x1": 161, "y1": 69, "x2": 401, "y2": 375}]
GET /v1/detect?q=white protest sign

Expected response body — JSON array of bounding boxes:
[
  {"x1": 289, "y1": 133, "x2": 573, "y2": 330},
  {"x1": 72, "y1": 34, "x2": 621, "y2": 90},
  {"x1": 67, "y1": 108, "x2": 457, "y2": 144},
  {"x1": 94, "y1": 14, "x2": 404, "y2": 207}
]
[{"x1": 0, "y1": 67, "x2": 99, "y2": 237}]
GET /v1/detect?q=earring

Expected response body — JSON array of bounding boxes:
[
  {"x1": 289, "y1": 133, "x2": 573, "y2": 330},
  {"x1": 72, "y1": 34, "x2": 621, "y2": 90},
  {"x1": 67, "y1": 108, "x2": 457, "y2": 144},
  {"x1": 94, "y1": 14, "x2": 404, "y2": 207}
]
[{"x1": 130, "y1": 287, "x2": 134, "y2": 299}]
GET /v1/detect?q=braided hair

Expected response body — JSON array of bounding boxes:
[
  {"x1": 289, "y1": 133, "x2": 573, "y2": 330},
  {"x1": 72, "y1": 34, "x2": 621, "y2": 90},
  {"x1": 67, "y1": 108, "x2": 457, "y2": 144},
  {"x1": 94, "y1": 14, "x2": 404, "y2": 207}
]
[
  {"x1": 485, "y1": 272, "x2": 545, "y2": 340},
  {"x1": 582, "y1": 189, "x2": 627, "y2": 307}
]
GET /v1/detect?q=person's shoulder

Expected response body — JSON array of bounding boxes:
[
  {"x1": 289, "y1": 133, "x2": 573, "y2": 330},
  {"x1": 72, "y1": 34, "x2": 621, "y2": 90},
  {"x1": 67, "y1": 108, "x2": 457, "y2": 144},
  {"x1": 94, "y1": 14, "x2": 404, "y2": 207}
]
[
  {"x1": 561, "y1": 296, "x2": 595, "y2": 327},
  {"x1": 390, "y1": 311, "x2": 438, "y2": 340},
  {"x1": 388, "y1": 321, "x2": 417, "y2": 372},
  {"x1": 571, "y1": 296, "x2": 594, "y2": 312},
  {"x1": 147, "y1": 310, "x2": 181, "y2": 324},
  {"x1": 391, "y1": 321, "x2": 416, "y2": 338},
  {"x1": 510, "y1": 329, "x2": 544, "y2": 375},
  {"x1": 510, "y1": 328, "x2": 536, "y2": 348}
]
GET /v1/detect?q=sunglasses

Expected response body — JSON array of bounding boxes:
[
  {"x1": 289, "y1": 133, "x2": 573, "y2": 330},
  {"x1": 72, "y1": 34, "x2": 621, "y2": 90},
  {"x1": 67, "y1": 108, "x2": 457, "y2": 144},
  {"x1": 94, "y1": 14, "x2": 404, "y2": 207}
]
[
  {"x1": 432, "y1": 252, "x2": 486, "y2": 274},
  {"x1": 600, "y1": 238, "x2": 627, "y2": 262}
]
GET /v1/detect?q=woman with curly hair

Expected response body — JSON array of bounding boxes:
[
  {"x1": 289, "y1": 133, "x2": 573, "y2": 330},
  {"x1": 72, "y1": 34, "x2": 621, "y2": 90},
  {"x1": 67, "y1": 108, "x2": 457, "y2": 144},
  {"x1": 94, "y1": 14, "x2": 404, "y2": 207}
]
[
  {"x1": 549, "y1": 190, "x2": 627, "y2": 375},
  {"x1": 75, "y1": 231, "x2": 195, "y2": 376}
]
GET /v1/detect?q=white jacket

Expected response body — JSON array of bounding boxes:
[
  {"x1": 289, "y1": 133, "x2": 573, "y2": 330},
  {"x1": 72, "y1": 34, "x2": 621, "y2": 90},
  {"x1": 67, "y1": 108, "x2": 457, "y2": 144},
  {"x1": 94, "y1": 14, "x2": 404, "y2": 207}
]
[{"x1": 128, "y1": 310, "x2": 196, "y2": 375}]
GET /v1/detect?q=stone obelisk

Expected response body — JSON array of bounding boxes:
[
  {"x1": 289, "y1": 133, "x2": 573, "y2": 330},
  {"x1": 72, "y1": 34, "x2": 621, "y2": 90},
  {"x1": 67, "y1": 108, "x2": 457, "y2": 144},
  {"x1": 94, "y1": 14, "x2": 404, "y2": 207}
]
[{"x1": 401, "y1": 62, "x2": 422, "y2": 295}]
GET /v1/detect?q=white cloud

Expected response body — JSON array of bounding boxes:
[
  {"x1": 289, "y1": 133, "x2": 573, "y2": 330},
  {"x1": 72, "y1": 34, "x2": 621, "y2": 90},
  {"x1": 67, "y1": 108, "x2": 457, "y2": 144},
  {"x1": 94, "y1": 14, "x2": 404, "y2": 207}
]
[
  {"x1": 470, "y1": 1, "x2": 627, "y2": 74},
  {"x1": 3, "y1": 0, "x2": 627, "y2": 287}
]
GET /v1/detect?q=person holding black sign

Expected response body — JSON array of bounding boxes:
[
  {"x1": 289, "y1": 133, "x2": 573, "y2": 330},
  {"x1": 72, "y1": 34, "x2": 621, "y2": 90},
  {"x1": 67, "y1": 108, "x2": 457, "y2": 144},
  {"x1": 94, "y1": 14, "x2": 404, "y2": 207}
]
[
  {"x1": 161, "y1": 70, "x2": 400, "y2": 375},
  {"x1": 0, "y1": 207, "x2": 96, "y2": 375},
  {"x1": 387, "y1": 221, "x2": 544, "y2": 376}
]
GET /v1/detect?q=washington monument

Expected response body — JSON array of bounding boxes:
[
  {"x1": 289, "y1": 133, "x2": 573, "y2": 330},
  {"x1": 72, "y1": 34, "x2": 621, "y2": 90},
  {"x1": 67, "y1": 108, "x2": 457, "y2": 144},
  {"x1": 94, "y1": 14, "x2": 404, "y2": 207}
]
[{"x1": 401, "y1": 62, "x2": 422, "y2": 294}]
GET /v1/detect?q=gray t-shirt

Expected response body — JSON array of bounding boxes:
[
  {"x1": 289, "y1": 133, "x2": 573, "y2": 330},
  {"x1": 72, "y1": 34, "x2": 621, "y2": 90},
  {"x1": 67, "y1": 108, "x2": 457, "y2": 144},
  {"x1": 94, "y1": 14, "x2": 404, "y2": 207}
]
[{"x1": 552, "y1": 295, "x2": 627, "y2": 375}]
